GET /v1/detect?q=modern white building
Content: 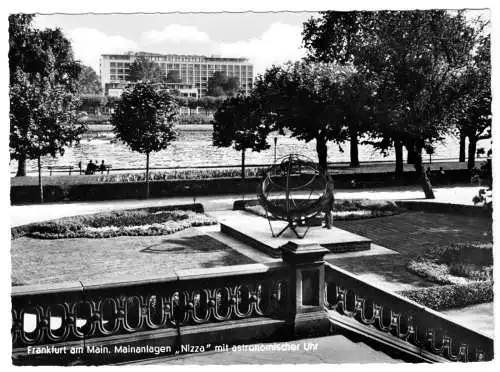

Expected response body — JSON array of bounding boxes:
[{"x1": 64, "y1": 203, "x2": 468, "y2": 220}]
[{"x1": 100, "y1": 52, "x2": 254, "y2": 98}]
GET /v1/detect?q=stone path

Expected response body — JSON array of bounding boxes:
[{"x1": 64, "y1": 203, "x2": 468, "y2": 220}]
[
  {"x1": 332, "y1": 211, "x2": 492, "y2": 259},
  {"x1": 327, "y1": 211, "x2": 492, "y2": 291}
]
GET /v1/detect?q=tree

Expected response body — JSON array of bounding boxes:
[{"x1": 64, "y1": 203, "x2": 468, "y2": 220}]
[
  {"x1": 111, "y1": 82, "x2": 177, "y2": 198},
  {"x1": 10, "y1": 69, "x2": 84, "y2": 202},
  {"x1": 254, "y1": 61, "x2": 348, "y2": 170},
  {"x1": 166, "y1": 70, "x2": 181, "y2": 84},
  {"x1": 207, "y1": 71, "x2": 239, "y2": 97},
  {"x1": 127, "y1": 56, "x2": 164, "y2": 83},
  {"x1": 454, "y1": 35, "x2": 491, "y2": 170},
  {"x1": 9, "y1": 14, "x2": 82, "y2": 177},
  {"x1": 336, "y1": 70, "x2": 376, "y2": 167},
  {"x1": 303, "y1": 10, "x2": 484, "y2": 198},
  {"x1": 213, "y1": 95, "x2": 271, "y2": 179},
  {"x1": 77, "y1": 65, "x2": 102, "y2": 94}
]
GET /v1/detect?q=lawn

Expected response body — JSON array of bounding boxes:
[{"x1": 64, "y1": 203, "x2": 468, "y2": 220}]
[{"x1": 11, "y1": 228, "x2": 254, "y2": 286}]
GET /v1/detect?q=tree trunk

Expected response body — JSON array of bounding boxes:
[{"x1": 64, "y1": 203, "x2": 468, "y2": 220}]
[
  {"x1": 16, "y1": 154, "x2": 27, "y2": 177},
  {"x1": 316, "y1": 135, "x2": 328, "y2": 171},
  {"x1": 459, "y1": 133, "x2": 466, "y2": 162},
  {"x1": 145, "y1": 152, "x2": 150, "y2": 199},
  {"x1": 349, "y1": 126, "x2": 360, "y2": 167},
  {"x1": 241, "y1": 148, "x2": 246, "y2": 180},
  {"x1": 38, "y1": 156, "x2": 44, "y2": 203},
  {"x1": 412, "y1": 146, "x2": 435, "y2": 199},
  {"x1": 394, "y1": 139, "x2": 404, "y2": 178},
  {"x1": 407, "y1": 140, "x2": 417, "y2": 164},
  {"x1": 467, "y1": 137, "x2": 477, "y2": 170}
]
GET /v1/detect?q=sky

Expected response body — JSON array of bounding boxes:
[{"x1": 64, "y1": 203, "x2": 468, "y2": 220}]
[{"x1": 32, "y1": 12, "x2": 320, "y2": 76}]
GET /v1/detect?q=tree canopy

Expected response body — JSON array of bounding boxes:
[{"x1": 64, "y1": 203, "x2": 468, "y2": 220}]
[
  {"x1": 207, "y1": 71, "x2": 239, "y2": 97},
  {"x1": 303, "y1": 10, "x2": 487, "y2": 197},
  {"x1": 77, "y1": 65, "x2": 102, "y2": 94},
  {"x1": 9, "y1": 14, "x2": 84, "y2": 181},
  {"x1": 111, "y1": 82, "x2": 177, "y2": 197},
  {"x1": 213, "y1": 94, "x2": 271, "y2": 178},
  {"x1": 254, "y1": 61, "x2": 350, "y2": 170},
  {"x1": 453, "y1": 34, "x2": 491, "y2": 169},
  {"x1": 127, "y1": 56, "x2": 165, "y2": 83},
  {"x1": 166, "y1": 70, "x2": 181, "y2": 84}
]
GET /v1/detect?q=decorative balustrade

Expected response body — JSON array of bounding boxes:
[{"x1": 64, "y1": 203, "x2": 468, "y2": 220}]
[
  {"x1": 12, "y1": 245, "x2": 494, "y2": 365},
  {"x1": 324, "y1": 262, "x2": 493, "y2": 362},
  {"x1": 12, "y1": 263, "x2": 289, "y2": 359}
]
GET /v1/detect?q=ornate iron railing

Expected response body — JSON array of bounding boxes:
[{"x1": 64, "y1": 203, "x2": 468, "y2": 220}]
[{"x1": 324, "y1": 262, "x2": 493, "y2": 362}]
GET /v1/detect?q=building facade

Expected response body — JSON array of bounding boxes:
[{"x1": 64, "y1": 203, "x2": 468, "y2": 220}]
[{"x1": 100, "y1": 52, "x2": 254, "y2": 98}]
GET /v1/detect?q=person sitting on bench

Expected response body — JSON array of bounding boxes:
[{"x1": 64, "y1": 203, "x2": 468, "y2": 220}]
[
  {"x1": 99, "y1": 160, "x2": 106, "y2": 174},
  {"x1": 85, "y1": 160, "x2": 96, "y2": 175}
]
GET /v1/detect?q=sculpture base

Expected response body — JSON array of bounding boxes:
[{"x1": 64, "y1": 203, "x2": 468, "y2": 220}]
[{"x1": 217, "y1": 211, "x2": 371, "y2": 258}]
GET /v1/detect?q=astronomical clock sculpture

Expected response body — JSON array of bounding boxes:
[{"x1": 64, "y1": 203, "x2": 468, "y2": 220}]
[{"x1": 257, "y1": 154, "x2": 334, "y2": 238}]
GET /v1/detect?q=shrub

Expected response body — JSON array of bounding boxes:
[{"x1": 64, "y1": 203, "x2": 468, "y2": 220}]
[
  {"x1": 406, "y1": 259, "x2": 462, "y2": 285},
  {"x1": 399, "y1": 281, "x2": 493, "y2": 310},
  {"x1": 449, "y1": 263, "x2": 493, "y2": 281}
]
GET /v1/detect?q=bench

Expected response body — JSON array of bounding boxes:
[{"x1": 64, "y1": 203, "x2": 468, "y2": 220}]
[
  {"x1": 100, "y1": 165, "x2": 112, "y2": 175},
  {"x1": 47, "y1": 165, "x2": 74, "y2": 176}
]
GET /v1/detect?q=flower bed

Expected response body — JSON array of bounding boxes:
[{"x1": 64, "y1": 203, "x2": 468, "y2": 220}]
[
  {"x1": 398, "y1": 281, "x2": 493, "y2": 310},
  {"x1": 244, "y1": 199, "x2": 403, "y2": 221},
  {"x1": 406, "y1": 242, "x2": 493, "y2": 285},
  {"x1": 12, "y1": 208, "x2": 217, "y2": 240}
]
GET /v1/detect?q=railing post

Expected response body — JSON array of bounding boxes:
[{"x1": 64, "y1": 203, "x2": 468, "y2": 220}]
[{"x1": 281, "y1": 241, "x2": 330, "y2": 338}]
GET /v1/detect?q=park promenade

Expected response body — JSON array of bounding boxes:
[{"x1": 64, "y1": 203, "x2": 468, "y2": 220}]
[
  {"x1": 10, "y1": 184, "x2": 493, "y2": 364},
  {"x1": 10, "y1": 185, "x2": 483, "y2": 227}
]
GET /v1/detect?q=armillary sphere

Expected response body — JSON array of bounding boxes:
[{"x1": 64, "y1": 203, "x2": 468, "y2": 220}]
[{"x1": 257, "y1": 154, "x2": 334, "y2": 239}]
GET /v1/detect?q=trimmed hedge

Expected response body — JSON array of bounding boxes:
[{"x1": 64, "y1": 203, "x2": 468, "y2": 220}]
[{"x1": 399, "y1": 281, "x2": 493, "y2": 310}]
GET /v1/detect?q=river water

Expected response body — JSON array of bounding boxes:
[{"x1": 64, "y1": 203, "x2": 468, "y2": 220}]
[{"x1": 10, "y1": 128, "x2": 489, "y2": 175}]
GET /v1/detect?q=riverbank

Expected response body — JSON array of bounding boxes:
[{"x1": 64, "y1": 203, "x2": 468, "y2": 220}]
[{"x1": 11, "y1": 160, "x2": 469, "y2": 186}]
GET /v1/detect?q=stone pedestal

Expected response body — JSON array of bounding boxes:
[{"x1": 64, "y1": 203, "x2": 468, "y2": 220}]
[{"x1": 281, "y1": 241, "x2": 331, "y2": 338}]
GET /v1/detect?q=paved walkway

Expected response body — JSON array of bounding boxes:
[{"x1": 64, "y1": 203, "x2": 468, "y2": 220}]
[
  {"x1": 10, "y1": 185, "x2": 484, "y2": 227},
  {"x1": 328, "y1": 210, "x2": 492, "y2": 292},
  {"x1": 137, "y1": 334, "x2": 401, "y2": 364}
]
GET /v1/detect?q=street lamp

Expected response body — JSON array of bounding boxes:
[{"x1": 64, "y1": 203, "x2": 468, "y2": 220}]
[{"x1": 274, "y1": 137, "x2": 278, "y2": 163}]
